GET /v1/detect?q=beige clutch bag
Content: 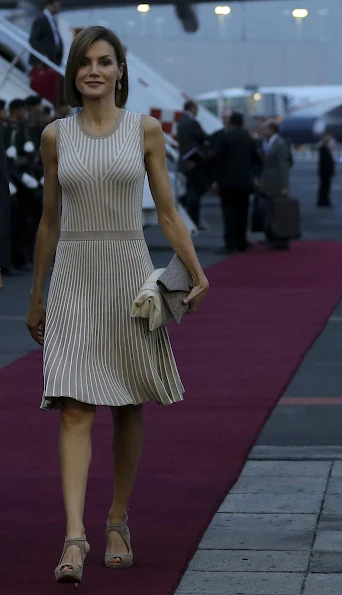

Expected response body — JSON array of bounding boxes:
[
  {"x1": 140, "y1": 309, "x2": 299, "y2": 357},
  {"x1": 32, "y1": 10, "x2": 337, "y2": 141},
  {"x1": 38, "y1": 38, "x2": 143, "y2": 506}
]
[
  {"x1": 131, "y1": 254, "x2": 193, "y2": 330},
  {"x1": 157, "y1": 254, "x2": 193, "y2": 324},
  {"x1": 130, "y1": 268, "x2": 171, "y2": 331}
]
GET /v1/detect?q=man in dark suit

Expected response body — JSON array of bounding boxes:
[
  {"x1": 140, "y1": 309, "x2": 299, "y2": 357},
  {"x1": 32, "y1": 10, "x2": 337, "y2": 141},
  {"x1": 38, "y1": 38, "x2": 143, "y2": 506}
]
[
  {"x1": 29, "y1": 0, "x2": 63, "y2": 67},
  {"x1": 317, "y1": 135, "x2": 335, "y2": 207},
  {"x1": 261, "y1": 121, "x2": 292, "y2": 250},
  {"x1": 211, "y1": 112, "x2": 262, "y2": 254},
  {"x1": 176, "y1": 100, "x2": 210, "y2": 228},
  {"x1": 29, "y1": 1, "x2": 64, "y2": 104}
]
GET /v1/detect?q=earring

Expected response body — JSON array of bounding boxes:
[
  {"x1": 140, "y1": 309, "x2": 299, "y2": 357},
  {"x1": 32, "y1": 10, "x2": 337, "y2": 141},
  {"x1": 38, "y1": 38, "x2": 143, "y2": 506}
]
[{"x1": 117, "y1": 80, "x2": 122, "y2": 91}]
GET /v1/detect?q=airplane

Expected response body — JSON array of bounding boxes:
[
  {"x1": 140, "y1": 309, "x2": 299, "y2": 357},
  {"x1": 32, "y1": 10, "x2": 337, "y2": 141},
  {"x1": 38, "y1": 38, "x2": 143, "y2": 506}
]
[
  {"x1": 269, "y1": 87, "x2": 342, "y2": 145},
  {"x1": 198, "y1": 85, "x2": 342, "y2": 145}
]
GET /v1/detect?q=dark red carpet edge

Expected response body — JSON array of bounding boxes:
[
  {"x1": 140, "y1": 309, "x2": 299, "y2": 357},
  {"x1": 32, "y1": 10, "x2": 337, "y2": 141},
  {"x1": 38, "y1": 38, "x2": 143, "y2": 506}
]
[{"x1": 1, "y1": 241, "x2": 342, "y2": 595}]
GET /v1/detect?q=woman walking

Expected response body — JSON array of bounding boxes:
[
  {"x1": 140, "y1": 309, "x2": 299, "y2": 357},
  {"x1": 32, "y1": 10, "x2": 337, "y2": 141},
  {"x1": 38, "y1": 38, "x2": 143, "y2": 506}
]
[{"x1": 26, "y1": 26, "x2": 208, "y2": 586}]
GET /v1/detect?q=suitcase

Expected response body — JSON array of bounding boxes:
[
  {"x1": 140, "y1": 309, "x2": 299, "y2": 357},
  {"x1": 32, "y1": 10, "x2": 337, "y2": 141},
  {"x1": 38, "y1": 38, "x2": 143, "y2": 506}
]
[{"x1": 268, "y1": 196, "x2": 301, "y2": 240}]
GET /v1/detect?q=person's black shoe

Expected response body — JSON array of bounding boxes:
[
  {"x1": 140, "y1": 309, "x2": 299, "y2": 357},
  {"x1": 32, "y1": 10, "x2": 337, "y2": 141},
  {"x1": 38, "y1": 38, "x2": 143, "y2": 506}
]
[
  {"x1": 267, "y1": 244, "x2": 290, "y2": 251},
  {"x1": 214, "y1": 246, "x2": 234, "y2": 255},
  {"x1": 1, "y1": 267, "x2": 20, "y2": 276}
]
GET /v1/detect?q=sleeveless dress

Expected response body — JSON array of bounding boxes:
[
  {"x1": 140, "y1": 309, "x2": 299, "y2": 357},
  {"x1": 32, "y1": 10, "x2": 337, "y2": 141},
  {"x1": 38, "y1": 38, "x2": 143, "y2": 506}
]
[{"x1": 41, "y1": 110, "x2": 184, "y2": 411}]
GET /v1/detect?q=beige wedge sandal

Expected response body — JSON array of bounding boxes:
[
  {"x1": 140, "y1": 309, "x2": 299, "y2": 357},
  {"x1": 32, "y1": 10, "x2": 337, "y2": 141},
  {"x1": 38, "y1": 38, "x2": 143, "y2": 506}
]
[
  {"x1": 54, "y1": 535, "x2": 90, "y2": 587},
  {"x1": 105, "y1": 517, "x2": 133, "y2": 569}
]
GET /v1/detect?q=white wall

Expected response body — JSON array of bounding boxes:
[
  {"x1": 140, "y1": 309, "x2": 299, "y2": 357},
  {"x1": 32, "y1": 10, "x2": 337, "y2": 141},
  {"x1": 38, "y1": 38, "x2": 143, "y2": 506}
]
[{"x1": 120, "y1": 37, "x2": 332, "y2": 96}]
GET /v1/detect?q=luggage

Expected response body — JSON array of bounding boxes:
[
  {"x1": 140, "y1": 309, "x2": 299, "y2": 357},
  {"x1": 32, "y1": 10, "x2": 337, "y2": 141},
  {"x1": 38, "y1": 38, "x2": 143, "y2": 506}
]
[
  {"x1": 268, "y1": 196, "x2": 301, "y2": 240},
  {"x1": 251, "y1": 194, "x2": 301, "y2": 240}
]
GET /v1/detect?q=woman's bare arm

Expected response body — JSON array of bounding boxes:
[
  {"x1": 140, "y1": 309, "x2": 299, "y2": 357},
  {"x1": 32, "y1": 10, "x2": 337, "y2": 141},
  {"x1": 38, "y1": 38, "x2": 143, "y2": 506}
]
[
  {"x1": 144, "y1": 116, "x2": 208, "y2": 310},
  {"x1": 30, "y1": 121, "x2": 61, "y2": 305}
]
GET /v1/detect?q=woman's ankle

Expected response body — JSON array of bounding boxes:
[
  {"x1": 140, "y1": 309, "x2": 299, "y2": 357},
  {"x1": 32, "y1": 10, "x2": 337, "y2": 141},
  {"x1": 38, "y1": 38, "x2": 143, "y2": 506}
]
[
  {"x1": 66, "y1": 523, "x2": 85, "y2": 538},
  {"x1": 107, "y1": 506, "x2": 127, "y2": 524}
]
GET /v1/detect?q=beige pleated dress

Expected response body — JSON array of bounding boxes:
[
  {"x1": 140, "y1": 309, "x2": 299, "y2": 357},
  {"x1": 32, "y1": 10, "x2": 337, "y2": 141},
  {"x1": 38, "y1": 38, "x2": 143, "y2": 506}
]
[{"x1": 41, "y1": 109, "x2": 184, "y2": 411}]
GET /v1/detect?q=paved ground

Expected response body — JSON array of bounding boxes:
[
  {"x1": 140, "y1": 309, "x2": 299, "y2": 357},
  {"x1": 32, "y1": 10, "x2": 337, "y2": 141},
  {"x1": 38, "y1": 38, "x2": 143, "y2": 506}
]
[
  {"x1": 176, "y1": 460, "x2": 342, "y2": 595},
  {"x1": 1, "y1": 159, "x2": 342, "y2": 594}
]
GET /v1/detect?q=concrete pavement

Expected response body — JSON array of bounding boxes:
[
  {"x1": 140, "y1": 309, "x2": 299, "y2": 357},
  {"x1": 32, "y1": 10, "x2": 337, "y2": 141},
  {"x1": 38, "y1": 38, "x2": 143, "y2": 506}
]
[{"x1": 176, "y1": 459, "x2": 342, "y2": 594}]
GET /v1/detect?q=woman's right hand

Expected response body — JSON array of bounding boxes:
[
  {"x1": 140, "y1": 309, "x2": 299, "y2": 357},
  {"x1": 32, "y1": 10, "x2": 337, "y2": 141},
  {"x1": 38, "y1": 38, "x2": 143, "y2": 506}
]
[{"x1": 26, "y1": 301, "x2": 46, "y2": 346}]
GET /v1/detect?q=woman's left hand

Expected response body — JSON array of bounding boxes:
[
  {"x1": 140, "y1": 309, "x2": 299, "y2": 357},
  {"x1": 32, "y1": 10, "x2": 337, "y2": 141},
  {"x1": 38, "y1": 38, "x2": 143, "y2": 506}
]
[{"x1": 183, "y1": 276, "x2": 209, "y2": 314}]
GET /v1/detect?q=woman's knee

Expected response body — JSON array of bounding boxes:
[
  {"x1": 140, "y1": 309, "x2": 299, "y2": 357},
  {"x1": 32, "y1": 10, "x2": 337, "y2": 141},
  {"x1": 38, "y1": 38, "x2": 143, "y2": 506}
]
[{"x1": 60, "y1": 398, "x2": 96, "y2": 431}]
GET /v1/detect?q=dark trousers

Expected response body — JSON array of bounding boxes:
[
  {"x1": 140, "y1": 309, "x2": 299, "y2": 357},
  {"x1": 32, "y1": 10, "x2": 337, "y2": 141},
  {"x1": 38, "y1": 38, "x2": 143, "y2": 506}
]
[
  {"x1": 219, "y1": 188, "x2": 250, "y2": 251},
  {"x1": 264, "y1": 195, "x2": 289, "y2": 250},
  {"x1": 317, "y1": 176, "x2": 332, "y2": 206},
  {"x1": 183, "y1": 167, "x2": 209, "y2": 226},
  {"x1": 11, "y1": 185, "x2": 42, "y2": 268}
]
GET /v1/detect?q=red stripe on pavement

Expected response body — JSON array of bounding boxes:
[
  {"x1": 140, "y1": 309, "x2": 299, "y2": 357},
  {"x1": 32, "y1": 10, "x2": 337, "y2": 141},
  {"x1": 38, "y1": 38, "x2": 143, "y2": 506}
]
[{"x1": 280, "y1": 397, "x2": 342, "y2": 405}]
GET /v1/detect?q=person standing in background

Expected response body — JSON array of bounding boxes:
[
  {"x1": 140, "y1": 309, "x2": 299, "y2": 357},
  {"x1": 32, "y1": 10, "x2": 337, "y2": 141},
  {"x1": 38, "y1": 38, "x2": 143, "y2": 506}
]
[
  {"x1": 317, "y1": 135, "x2": 335, "y2": 207},
  {"x1": 261, "y1": 121, "x2": 292, "y2": 250},
  {"x1": 29, "y1": 1, "x2": 64, "y2": 105},
  {"x1": 3, "y1": 99, "x2": 41, "y2": 270},
  {"x1": 176, "y1": 100, "x2": 210, "y2": 229},
  {"x1": 209, "y1": 107, "x2": 231, "y2": 148},
  {"x1": 0, "y1": 125, "x2": 11, "y2": 284},
  {"x1": 0, "y1": 99, "x2": 8, "y2": 124},
  {"x1": 211, "y1": 112, "x2": 262, "y2": 254}
]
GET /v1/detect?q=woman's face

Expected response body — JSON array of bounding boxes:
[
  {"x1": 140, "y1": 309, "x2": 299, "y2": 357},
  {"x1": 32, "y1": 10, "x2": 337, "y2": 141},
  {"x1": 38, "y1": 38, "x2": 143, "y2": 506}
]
[{"x1": 75, "y1": 39, "x2": 123, "y2": 102}]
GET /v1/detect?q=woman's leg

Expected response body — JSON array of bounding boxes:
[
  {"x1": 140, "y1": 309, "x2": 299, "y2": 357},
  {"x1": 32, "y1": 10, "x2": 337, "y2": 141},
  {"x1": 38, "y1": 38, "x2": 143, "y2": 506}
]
[
  {"x1": 107, "y1": 404, "x2": 144, "y2": 563},
  {"x1": 58, "y1": 398, "x2": 96, "y2": 568}
]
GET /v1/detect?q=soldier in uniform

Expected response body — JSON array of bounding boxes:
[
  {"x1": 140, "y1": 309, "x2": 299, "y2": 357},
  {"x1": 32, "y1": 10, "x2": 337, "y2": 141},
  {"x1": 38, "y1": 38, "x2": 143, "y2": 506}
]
[
  {"x1": 3, "y1": 99, "x2": 42, "y2": 269},
  {"x1": 0, "y1": 125, "x2": 11, "y2": 281}
]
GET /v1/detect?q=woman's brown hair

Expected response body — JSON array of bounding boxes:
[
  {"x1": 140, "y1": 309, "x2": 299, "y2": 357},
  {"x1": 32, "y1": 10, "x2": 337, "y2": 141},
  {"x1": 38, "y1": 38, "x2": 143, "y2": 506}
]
[{"x1": 64, "y1": 26, "x2": 128, "y2": 108}]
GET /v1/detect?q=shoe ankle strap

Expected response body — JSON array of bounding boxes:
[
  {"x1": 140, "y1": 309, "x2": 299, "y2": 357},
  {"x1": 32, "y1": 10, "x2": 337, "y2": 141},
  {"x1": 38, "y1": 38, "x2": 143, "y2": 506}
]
[{"x1": 65, "y1": 535, "x2": 86, "y2": 543}]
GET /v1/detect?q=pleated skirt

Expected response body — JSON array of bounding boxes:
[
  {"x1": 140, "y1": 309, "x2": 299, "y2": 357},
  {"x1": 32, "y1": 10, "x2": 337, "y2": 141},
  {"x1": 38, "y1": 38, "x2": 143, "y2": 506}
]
[{"x1": 41, "y1": 230, "x2": 184, "y2": 411}]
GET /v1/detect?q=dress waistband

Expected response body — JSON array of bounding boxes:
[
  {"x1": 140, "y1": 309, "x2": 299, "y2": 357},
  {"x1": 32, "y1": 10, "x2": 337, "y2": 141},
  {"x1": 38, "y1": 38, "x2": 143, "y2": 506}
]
[{"x1": 59, "y1": 230, "x2": 145, "y2": 241}]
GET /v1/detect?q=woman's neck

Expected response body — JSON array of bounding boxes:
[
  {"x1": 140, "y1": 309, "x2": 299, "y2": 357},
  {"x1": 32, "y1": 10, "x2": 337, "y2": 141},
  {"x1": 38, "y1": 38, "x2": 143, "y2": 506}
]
[{"x1": 81, "y1": 99, "x2": 120, "y2": 126}]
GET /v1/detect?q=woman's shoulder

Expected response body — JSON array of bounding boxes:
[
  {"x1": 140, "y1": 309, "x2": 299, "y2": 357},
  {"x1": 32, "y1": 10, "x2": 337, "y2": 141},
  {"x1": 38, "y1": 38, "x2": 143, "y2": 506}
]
[
  {"x1": 41, "y1": 115, "x2": 77, "y2": 152},
  {"x1": 41, "y1": 120, "x2": 57, "y2": 142},
  {"x1": 141, "y1": 114, "x2": 163, "y2": 135},
  {"x1": 124, "y1": 110, "x2": 160, "y2": 129},
  {"x1": 58, "y1": 113, "x2": 78, "y2": 128}
]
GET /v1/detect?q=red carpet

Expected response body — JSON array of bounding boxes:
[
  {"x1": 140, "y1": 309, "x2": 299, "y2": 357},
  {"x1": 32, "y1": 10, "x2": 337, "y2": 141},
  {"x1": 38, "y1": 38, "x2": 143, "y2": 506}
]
[{"x1": 1, "y1": 241, "x2": 342, "y2": 595}]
